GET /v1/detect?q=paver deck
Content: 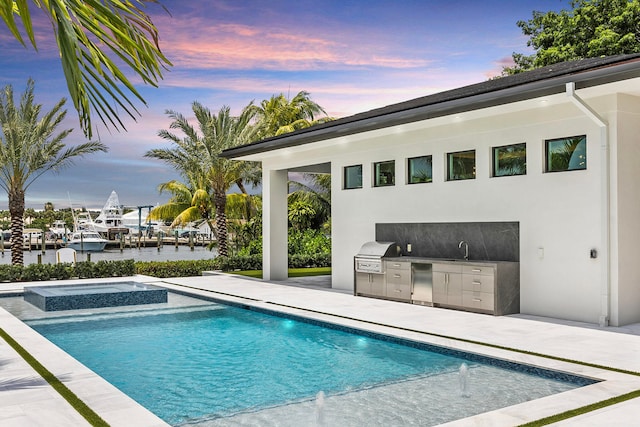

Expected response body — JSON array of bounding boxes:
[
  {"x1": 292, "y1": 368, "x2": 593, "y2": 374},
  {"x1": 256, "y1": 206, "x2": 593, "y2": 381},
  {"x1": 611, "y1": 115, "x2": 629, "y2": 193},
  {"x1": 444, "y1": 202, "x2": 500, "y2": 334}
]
[{"x1": 2, "y1": 274, "x2": 640, "y2": 426}]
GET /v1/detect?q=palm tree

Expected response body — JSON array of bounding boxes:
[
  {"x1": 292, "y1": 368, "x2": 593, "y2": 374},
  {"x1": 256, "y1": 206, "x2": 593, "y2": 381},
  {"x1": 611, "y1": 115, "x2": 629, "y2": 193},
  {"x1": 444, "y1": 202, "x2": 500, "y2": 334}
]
[
  {"x1": 226, "y1": 193, "x2": 261, "y2": 223},
  {"x1": 288, "y1": 173, "x2": 331, "y2": 231},
  {"x1": 0, "y1": 80, "x2": 107, "y2": 265},
  {"x1": 1, "y1": 0, "x2": 171, "y2": 137},
  {"x1": 149, "y1": 181, "x2": 262, "y2": 254},
  {"x1": 145, "y1": 102, "x2": 257, "y2": 257},
  {"x1": 251, "y1": 91, "x2": 332, "y2": 139},
  {"x1": 148, "y1": 179, "x2": 214, "y2": 231}
]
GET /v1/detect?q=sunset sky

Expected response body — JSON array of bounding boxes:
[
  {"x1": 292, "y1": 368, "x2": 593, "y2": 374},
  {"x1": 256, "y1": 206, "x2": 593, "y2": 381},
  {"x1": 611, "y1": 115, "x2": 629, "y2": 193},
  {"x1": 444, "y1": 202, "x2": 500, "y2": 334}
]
[{"x1": 0, "y1": 0, "x2": 568, "y2": 209}]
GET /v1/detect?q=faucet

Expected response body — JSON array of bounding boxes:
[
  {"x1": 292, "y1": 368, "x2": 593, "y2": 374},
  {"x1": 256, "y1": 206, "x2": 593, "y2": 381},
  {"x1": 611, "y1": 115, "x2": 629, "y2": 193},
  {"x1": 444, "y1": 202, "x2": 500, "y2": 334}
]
[{"x1": 458, "y1": 240, "x2": 469, "y2": 260}]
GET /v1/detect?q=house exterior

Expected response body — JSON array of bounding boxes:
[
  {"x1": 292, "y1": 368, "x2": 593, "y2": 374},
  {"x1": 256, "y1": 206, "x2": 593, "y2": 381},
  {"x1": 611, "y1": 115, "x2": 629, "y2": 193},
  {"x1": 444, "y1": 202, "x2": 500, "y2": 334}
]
[{"x1": 222, "y1": 54, "x2": 640, "y2": 327}]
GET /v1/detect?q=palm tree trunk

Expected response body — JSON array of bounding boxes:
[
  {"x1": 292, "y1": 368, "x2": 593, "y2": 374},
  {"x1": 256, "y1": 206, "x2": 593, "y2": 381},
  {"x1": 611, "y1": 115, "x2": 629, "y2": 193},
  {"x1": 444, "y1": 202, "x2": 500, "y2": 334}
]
[
  {"x1": 236, "y1": 181, "x2": 248, "y2": 195},
  {"x1": 213, "y1": 190, "x2": 228, "y2": 258},
  {"x1": 9, "y1": 189, "x2": 25, "y2": 266}
]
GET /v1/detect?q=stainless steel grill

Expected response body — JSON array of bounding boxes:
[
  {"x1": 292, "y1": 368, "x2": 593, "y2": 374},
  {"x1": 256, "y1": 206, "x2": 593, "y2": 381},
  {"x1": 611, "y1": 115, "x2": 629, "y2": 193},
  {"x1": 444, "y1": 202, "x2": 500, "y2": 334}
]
[{"x1": 354, "y1": 241, "x2": 401, "y2": 273}]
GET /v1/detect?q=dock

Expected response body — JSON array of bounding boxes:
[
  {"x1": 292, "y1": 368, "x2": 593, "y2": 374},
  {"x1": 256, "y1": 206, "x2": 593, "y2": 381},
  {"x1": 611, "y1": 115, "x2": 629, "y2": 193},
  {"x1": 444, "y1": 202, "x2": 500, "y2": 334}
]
[{"x1": 4, "y1": 234, "x2": 215, "y2": 252}]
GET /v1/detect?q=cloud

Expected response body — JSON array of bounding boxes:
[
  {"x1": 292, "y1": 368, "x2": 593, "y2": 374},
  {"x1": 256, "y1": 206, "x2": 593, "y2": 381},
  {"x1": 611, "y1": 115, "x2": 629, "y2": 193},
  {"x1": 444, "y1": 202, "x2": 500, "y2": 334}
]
[
  {"x1": 154, "y1": 13, "x2": 433, "y2": 72},
  {"x1": 483, "y1": 56, "x2": 517, "y2": 79}
]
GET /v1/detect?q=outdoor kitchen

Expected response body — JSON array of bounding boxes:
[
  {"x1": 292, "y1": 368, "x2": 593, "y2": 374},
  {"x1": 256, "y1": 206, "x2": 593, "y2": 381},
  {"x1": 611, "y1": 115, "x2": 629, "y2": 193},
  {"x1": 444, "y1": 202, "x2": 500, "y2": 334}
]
[{"x1": 354, "y1": 222, "x2": 520, "y2": 316}]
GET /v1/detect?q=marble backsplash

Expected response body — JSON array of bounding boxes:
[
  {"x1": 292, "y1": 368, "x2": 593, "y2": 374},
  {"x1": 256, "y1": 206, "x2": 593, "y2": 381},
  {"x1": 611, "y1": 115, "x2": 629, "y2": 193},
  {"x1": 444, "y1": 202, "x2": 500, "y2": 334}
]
[{"x1": 375, "y1": 222, "x2": 519, "y2": 262}]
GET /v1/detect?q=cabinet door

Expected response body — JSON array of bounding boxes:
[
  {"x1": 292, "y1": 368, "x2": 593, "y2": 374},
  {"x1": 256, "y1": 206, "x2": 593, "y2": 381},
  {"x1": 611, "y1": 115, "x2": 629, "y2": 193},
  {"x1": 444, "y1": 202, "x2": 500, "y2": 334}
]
[
  {"x1": 432, "y1": 270, "x2": 462, "y2": 306},
  {"x1": 432, "y1": 271, "x2": 448, "y2": 303},
  {"x1": 447, "y1": 273, "x2": 463, "y2": 306},
  {"x1": 370, "y1": 273, "x2": 385, "y2": 296},
  {"x1": 355, "y1": 272, "x2": 372, "y2": 295}
]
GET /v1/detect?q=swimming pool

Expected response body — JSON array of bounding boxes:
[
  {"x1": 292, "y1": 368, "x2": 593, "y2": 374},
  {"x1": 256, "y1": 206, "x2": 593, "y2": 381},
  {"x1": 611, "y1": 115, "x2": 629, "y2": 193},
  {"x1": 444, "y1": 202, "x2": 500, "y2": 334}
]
[{"x1": 20, "y1": 292, "x2": 595, "y2": 427}]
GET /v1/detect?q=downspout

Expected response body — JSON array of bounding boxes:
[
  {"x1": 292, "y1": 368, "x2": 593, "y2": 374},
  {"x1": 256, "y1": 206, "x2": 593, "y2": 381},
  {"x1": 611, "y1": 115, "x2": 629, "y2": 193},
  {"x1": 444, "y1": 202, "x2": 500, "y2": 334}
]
[{"x1": 565, "y1": 82, "x2": 610, "y2": 327}]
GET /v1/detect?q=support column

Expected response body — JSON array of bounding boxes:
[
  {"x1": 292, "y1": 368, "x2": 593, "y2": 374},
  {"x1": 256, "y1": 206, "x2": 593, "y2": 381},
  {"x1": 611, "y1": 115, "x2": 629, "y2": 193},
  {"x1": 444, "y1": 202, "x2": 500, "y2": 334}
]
[{"x1": 263, "y1": 168, "x2": 288, "y2": 280}]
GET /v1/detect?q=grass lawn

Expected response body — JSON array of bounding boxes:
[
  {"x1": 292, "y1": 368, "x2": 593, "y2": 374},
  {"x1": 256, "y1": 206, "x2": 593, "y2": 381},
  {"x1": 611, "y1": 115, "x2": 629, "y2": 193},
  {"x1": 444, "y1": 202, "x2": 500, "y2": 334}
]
[{"x1": 229, "y1": 267, "x2": 331, "y2": 279}]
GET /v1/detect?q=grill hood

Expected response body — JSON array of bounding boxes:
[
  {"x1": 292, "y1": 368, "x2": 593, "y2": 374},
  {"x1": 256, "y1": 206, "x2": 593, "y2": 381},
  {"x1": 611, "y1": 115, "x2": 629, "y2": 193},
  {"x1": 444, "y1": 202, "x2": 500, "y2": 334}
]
[{"x1": 356, "y1": 241, "x2": 401, "y2": 258}]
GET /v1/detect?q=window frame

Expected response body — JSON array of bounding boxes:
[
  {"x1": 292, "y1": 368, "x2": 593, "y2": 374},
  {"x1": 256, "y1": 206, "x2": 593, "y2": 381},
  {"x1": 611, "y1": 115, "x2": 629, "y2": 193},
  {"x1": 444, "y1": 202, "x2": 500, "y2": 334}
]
[
  {"x1": 492, "y1": 143, "x2": 527, "y2": 177},
  {"x1": 373, "y1": 160, "x2": 395, "y2": 187},
  {"x1": 446, "y1": 150, "x2": 476, "y2": 181},
  {"x1": 545, "y1": 135, "x2": 587, "y2": 173},
  {"x1": 343, "y1": 164, "x2": 363, "y2": 190},
  {"x1": 407, "y1": 155, "x2": 433, "y2": 184}
]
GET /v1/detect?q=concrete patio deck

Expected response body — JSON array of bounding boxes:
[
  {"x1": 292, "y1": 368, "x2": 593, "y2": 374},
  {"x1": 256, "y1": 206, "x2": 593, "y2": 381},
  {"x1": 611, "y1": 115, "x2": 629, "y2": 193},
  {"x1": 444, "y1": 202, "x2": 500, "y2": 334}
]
[{"x1": 1, "y1": 274, "x2": 640, "y2": 426}]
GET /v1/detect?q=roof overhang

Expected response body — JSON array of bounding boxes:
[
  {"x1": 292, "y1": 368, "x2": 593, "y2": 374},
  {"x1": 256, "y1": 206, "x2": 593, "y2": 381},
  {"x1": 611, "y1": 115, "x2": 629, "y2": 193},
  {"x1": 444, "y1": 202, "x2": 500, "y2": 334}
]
[{"x1": 221, "y1": 54, "x2": 640, "y2": 160}]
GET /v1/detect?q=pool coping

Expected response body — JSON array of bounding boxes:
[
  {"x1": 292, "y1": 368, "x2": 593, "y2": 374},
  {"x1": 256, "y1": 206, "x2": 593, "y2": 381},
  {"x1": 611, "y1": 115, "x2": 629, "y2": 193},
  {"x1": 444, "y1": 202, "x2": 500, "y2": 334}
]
[{"x1": 2, "y1": 275, "x2": 640, "y2": 426}]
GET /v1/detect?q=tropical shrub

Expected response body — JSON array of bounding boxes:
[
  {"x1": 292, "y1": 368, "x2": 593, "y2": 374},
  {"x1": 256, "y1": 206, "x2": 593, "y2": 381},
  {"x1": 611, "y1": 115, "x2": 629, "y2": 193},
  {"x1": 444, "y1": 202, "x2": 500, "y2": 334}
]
[
  {"x1": 213, "y1": 255, "x2": 262, "y2": 271},
  {"x1": 289, "y1": 253, "x2": 331, "y2": 268},
  {"x1": 288, "y1": 229, "x2": 331, "y2": 256},
  {"x1": 51, "y1": 262, "x2": 73, "y2": 280},
  {"x1": 236, "y1": 237, "x2": 262, "y2": 256},
  {"x1": 0, "y1": 259, "x2": 135, "y2": 282},
  {"x1": 135, "y1": 259, "x2": 217, "y2": 278},
  {"x1": 18, "y1": 263, "x2": 52, "y2": 281},
  {"x1": 0, "y1": 265, "x2": 23, "y2": 282}
]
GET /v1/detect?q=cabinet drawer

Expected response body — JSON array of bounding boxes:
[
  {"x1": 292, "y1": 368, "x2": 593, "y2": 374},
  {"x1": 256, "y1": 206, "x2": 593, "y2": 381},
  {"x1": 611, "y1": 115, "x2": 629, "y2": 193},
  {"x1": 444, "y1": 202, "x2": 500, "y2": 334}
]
[
  {"x1": 462, "y1": 290, "x2": 494, "y2": 311},
  {"x1": 462, "y1": 274, "x2": 495, "y2": 293},
  {"x1": 432, "y1": 263, "x2": 463, "y2": 274},
  {"x1": 385, "y1": 260, "x2": 411, "y2": 270},
  {"x1": 387, "y1": 268, "x2": 411, "y2": 285},
  {"x1": 386, "y1": 283, "x2": 411, "y2": 300},
  {"x1": 462, "y1": 264, "x2": 495, "y2": 275}
]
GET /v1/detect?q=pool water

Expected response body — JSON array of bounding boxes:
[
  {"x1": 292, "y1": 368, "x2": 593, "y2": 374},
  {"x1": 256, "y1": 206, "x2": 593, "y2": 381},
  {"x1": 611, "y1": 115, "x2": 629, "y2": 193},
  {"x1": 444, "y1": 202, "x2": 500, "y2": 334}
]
[{"x1": 25, "y1": 298, "x2": 592, "y2": 426}]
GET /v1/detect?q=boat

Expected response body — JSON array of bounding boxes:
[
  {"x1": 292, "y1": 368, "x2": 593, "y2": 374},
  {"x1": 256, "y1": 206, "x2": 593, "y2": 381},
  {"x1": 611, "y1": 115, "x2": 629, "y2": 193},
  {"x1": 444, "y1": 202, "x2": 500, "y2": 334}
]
[
  {"x1": 23, "y1": 228, "x2": 43, "y2": 244},
  {"x1": 65, "y1": 231, "x2": 108, "y2": 252},
  {"x1": 93, "y1": 191, "x2": 123, "y2": 233},
  {"x1": 49, "y1": 220, "x2": 69, "y2": 239},
  {"x1": 73, "y1": 211, "x2": 97, "y2": 232},
  {"x1": 122, "y1": 208, "x2": 163, "y2": 234}
]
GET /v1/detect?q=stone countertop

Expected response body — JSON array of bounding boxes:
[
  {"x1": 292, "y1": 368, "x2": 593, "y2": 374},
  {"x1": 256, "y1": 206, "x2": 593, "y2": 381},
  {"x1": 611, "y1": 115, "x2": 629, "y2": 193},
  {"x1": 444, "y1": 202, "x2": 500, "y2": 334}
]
[{"x1": 386, "y1": 256, "x2": 518, "y2": 265}]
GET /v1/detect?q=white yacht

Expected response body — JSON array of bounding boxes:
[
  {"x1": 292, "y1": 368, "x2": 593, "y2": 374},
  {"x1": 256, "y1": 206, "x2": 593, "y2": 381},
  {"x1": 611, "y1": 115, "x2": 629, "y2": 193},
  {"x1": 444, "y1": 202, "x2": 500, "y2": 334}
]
[
  {"x1": 65, "y1": 231, "x2": 108, "y2": 252},
  {"x1": 122, "y1": 209, "x2": 162, "y2": 234},
  {"x1": 93, "y1": 191, "x2": 123, "y2": 233},
  {"x1": 73, "y1": 211, "x2": 97, "y2": 232}
]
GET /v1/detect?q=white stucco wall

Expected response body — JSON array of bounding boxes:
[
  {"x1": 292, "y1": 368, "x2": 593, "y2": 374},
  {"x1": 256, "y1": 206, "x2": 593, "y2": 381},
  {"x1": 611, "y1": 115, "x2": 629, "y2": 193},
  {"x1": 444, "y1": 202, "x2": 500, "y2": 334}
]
[
  {"x1": 612, "y1": 94, "x2": 640, "y2": 325},
  {"x1": 256, "y1": 91, "x2": 640, "y2": 326},
  {"x1": 328, "y1": 98, "x2": 608, "y2": 324},
  {"x1": 262, "y1": 169, "x2": 288, "y2": 280}
]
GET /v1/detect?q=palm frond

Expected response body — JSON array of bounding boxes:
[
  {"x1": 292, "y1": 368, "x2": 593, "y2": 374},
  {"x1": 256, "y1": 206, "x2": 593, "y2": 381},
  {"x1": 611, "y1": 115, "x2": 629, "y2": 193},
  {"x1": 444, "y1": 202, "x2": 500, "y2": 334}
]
[{"x1": 6, "y1": 0, "x2": 172, "y2": 137}]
